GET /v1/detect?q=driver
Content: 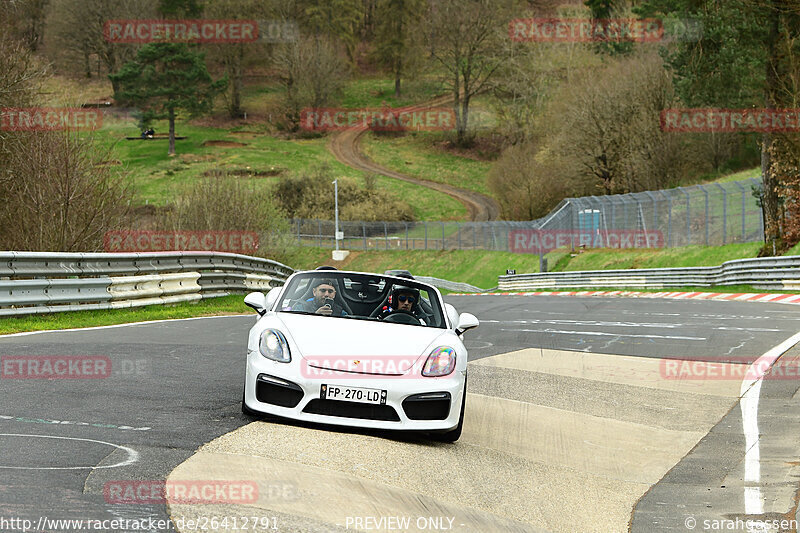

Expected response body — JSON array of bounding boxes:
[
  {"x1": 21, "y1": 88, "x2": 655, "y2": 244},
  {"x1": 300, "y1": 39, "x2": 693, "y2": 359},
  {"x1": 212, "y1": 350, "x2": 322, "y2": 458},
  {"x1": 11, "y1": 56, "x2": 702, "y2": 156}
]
[
  {"x1": 376, "y1": 286, "x2": 423, "y2": 322},
  {"x1": 294, "y1": 279, "x2": 348, "y2": 316}
]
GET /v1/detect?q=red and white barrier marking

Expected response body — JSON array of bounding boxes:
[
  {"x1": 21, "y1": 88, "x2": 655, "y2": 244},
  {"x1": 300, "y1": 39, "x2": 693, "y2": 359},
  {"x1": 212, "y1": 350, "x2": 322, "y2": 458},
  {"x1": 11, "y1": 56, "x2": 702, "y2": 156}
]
[{"x1": 451, "y1": 290, "x2": 800, "y2": 305}]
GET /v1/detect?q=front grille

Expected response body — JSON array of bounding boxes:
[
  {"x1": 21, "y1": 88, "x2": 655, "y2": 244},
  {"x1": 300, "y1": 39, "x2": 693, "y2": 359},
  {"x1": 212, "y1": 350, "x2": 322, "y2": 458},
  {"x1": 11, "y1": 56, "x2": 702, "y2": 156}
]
[
  {"x1": 402, "y1": 392, "x2": 451, "y2": 420},
  {"x1": 303, "y1": 399, "x2": 400, "y2": 421},
  {"x1": 256, "y1": 374, "x2": 304, "y2": 408}
]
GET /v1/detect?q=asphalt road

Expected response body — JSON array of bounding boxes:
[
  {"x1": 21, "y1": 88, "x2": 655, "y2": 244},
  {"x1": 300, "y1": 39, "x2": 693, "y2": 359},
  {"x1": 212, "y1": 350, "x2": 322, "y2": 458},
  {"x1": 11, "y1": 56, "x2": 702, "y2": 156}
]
[{"x1": 1, "y1": 295, "x2": 799, "y2": 532}]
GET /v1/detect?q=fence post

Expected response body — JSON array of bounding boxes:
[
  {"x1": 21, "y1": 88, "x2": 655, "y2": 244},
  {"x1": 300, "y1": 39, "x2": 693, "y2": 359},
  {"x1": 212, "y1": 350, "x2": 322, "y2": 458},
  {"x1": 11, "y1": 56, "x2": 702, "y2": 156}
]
[
  {"x1": 473, "y1": 222, "x2": 477, "y2": 249},
  {"x1": 662, "y1": 191, "x2": 672, "y2": 247},
  {"x1": 753, "y1": 178, "x2": 764, "y2": 240},
  {"x1": 405, "y1": 222, "x2": 409, "y2": 250},
  {"x1": 296, "y1": 219, "x2": 301, "y2": 245},
  {"x1": 734, "y1": 181, "x2": 746, "y2": 241},
  {"x1": 678, "y1": 187, "x2": 690, "y2": 245},
  {"x1": 457, "y1": 223, "x2": 461, "y2": 249},
  {"x1": 362, "y1": 222, "x2": 367, "y2": 250},
  {"x1": 441, "y1": 222, "x2": 445, "y2": 250},
  {"x1": 317, "y1": 219, "x2": 322, "y2": 247},
  {"x1": 384, "y1": 222, "x2": 388, "y2": 250},
  {"x1": 698, "y1": 185, "x2": 709, "y2": 245},
  {"x1": 644, "y1": 191, "x2": 658, "y2": 235},
  {"x1": 424, "y1": 222, "x2": 428, "y2": 250},
  {"x1": 715, "y1": 183, "x2": 727, "y2": 245}
]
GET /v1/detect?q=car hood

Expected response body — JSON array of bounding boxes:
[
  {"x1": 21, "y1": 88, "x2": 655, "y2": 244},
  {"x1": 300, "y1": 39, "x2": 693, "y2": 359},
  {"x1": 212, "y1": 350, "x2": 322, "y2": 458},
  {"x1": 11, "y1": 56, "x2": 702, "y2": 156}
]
[{"x1": 275, "y1": 313, "x2": 449, "y2": 373}]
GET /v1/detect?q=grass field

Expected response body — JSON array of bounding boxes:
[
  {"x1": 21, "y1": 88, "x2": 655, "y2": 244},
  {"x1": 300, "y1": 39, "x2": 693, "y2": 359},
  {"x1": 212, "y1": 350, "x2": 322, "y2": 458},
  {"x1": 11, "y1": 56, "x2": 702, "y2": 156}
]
[
  {"x1": 553, "y1": 242, "x2": 763, "y2": 271},
  {"x1": 0, "y1": 295, "x2": 250, "y2": 335}
]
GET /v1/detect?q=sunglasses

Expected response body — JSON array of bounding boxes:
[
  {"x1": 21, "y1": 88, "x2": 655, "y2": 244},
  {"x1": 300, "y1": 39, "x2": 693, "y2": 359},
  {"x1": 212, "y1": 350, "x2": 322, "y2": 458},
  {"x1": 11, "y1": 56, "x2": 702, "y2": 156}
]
[{"x1": 396, "y1": 295, "x2": 415, "y2": 304}]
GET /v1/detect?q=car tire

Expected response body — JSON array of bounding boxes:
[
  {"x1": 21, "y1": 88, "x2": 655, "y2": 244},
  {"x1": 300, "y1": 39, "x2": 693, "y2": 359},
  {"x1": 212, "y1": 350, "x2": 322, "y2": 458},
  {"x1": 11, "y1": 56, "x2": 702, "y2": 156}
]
[{"x1": 431, "y1": 377, "x2": 466, "y2": 443}]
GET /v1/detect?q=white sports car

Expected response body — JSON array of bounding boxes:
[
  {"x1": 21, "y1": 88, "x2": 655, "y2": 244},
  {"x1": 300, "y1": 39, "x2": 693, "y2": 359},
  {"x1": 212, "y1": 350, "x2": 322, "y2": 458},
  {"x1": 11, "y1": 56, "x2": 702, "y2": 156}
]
[{"x1": 241, "y1": 269, "x2": 479, "y2": 441}]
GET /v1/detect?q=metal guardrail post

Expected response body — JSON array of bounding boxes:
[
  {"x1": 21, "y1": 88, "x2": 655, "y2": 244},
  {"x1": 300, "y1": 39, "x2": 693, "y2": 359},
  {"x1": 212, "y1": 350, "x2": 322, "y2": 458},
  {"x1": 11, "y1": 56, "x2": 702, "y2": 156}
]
[
  {"x1": 384, "y1": 222, "x2": 388, "y2": 250},
  {"x1": 457, "y1": 223, "x2": 461, "y2": 249},
  {"x1": 441, "y1": 222, "x2": 445, "y2": 250},
  {"x1": 424, "y1": 221, "x2": 428, "y2": 250},
  {"x1": 405, "y1": 222, "x2": 409, "y2": 250}
]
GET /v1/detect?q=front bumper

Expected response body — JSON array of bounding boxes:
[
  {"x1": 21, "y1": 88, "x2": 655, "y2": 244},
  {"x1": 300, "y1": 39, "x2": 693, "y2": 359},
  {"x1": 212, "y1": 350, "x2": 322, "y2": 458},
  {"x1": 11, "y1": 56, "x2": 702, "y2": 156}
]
[{"x1": 243, "y1": 353, "x2": 465, "y2": 432}]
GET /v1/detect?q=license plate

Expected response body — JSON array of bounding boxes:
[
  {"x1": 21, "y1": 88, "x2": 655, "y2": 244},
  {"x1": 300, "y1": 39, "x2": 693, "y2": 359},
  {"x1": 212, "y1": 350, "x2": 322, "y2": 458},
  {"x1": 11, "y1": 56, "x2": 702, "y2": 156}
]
[{"x1": 321, "y1": 384, "x2": 386, "y2": 405}]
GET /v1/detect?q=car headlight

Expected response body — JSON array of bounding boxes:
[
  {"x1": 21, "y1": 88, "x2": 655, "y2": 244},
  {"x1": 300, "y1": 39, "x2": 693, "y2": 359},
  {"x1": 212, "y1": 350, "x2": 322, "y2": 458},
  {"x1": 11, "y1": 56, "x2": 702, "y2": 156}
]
[
  {"x1": 259, "y1": 330, "x2": 291, "y2": 363},
  {"x1": 422, "y1": 346, "x2": 456, "y2": 377}
]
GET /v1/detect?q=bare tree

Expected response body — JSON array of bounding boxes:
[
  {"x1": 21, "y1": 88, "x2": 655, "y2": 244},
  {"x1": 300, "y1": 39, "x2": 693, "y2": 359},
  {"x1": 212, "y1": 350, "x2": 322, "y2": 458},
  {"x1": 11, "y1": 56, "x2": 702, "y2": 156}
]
[
  {"x1": 0, "y1": 131, "x2": 133, "y2": 251},
  {"x1": 44, "y1": 0, "x2": 157, "y2": 89},
  {"x1": 274, "y1": 35, "x2": 349, "y2": 131},
  {"x1": 203, "y1": 0, "x2": 275, "y2": 118},
  {"x1": 425, "y1": 0, "x2": 516, "y2": 146},
  {"x1": 549, "y1": 52, "x2": 693, "y2": 195}
]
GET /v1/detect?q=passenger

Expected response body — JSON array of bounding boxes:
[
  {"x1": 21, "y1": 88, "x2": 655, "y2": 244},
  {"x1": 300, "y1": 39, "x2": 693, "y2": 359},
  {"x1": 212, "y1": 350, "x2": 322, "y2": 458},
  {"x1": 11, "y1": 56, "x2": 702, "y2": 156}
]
[{"x1": 294, "y1": 279, "x2": 347, "y2": 316}]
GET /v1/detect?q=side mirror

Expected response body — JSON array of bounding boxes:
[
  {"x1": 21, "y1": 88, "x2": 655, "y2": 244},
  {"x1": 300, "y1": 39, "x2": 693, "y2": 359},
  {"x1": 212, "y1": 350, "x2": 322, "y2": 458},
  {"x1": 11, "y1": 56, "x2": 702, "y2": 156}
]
[
  {"x1": 456, "y1": 312, "x2": 479, "y2": 335},
  {"x1": 244, "y1": 292, "x2": 267, "y2": 316}
]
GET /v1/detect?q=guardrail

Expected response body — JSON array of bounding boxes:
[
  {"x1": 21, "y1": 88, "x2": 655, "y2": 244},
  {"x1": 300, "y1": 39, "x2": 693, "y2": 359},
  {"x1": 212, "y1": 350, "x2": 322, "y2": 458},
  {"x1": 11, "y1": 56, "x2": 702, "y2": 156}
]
[
  {"x1": 0, "y1": 251, "x2": 294, "y2": 317},
  {"x1": 497, "y1": 255, "x2": 800, "y2": 292},
  {"x1": 414, "y1": 276, "x2": 488, "y2": 294}
]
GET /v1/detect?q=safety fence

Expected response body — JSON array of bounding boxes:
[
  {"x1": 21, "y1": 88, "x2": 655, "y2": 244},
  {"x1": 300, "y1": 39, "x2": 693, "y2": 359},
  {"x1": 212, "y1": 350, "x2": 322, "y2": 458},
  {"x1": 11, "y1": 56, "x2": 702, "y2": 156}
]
[
  {"x1": 0, "y1": 251, "x2": 294, "y2": 317},
  {"x1": 496, "y1": 255, "x2": 800, "y2": 291},
  {"x1": 291, "y1": 177, "x2": 764, "y2": 252}
]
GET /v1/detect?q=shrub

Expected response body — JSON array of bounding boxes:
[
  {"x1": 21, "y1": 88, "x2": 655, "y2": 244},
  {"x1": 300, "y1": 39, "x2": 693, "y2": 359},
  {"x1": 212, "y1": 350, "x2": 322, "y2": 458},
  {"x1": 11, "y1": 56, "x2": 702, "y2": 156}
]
[{"x1": 274, "y1": 165, "x2": 414, "y2": 221}]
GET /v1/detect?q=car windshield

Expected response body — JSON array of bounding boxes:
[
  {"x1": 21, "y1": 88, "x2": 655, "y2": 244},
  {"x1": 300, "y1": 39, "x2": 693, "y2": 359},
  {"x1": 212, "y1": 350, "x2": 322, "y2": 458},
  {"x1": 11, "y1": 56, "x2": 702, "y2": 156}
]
[{"x1": 277, "y1": 272, "x2": 446, "y2": 328}]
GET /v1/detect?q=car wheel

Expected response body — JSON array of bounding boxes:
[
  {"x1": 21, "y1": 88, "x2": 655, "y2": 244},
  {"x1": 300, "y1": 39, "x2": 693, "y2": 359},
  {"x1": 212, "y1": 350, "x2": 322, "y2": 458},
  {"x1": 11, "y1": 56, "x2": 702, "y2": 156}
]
[
  {"x1": 431, "y1": 377, "x2": 466, "y2": 443},
  {"x1": 241, "y1": 387, "x2": 259, "y2": 417}
]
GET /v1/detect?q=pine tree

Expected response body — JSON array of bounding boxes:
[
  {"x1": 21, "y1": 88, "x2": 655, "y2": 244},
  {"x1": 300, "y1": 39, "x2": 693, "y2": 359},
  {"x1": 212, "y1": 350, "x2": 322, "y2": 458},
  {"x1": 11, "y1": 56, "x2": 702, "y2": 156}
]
[{"x1": 110, "y1": 43, "x2": 228, "y2": 155}]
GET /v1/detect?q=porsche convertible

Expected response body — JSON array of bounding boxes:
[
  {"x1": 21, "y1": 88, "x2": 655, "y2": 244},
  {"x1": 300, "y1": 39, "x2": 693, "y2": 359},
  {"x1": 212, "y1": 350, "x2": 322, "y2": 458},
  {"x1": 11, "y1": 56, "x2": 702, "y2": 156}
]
[{"x1": 241, "y1": 269, "x2": 479, "y2": 441}]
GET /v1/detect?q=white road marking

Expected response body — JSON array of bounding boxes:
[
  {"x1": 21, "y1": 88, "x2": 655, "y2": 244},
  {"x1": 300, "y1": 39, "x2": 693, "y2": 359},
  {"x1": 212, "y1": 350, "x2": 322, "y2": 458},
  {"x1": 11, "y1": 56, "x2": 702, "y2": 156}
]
[
  {"x1": 0, "y1": 433, "x2": 138, "y2": 470},
  {"x1": 499, "y1": 328, "x2": 706, "y2": 340},
  {"x1": 0, "y1": 314, "x2": 251, "y2": 338},
  {"x1": 483, "y1": 319, "x2": 780, "y2": 332},
  {"x1": 738, "y1": 330, "x2": 800, "y2": 520},
  {"x1": 0, "y1": 414, "x2": 150, "y2": 431}
]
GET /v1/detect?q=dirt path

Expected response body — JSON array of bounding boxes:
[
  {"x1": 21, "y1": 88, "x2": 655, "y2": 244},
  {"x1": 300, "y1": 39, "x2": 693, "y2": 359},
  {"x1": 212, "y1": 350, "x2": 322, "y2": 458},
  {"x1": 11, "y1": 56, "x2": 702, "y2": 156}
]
[{"x1": 327, "y1": 95, "x2": 500, "y2": 222}]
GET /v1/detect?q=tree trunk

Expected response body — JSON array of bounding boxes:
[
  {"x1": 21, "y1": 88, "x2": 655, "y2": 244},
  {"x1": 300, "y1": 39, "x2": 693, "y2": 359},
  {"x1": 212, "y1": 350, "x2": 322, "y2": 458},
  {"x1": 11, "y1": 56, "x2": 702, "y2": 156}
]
[
  {"x1": 761, "y1": 2, "x2": 782, "y2": 251},
  {"x1": 168, "y1": 108, "x2": 176, "y2": 156},
  {"x1": 394, "y1": 64, "x2": 401, "y2": 98},
  {"x1": 229, "y1": 45, "x2": 243, "y2": 118}
]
